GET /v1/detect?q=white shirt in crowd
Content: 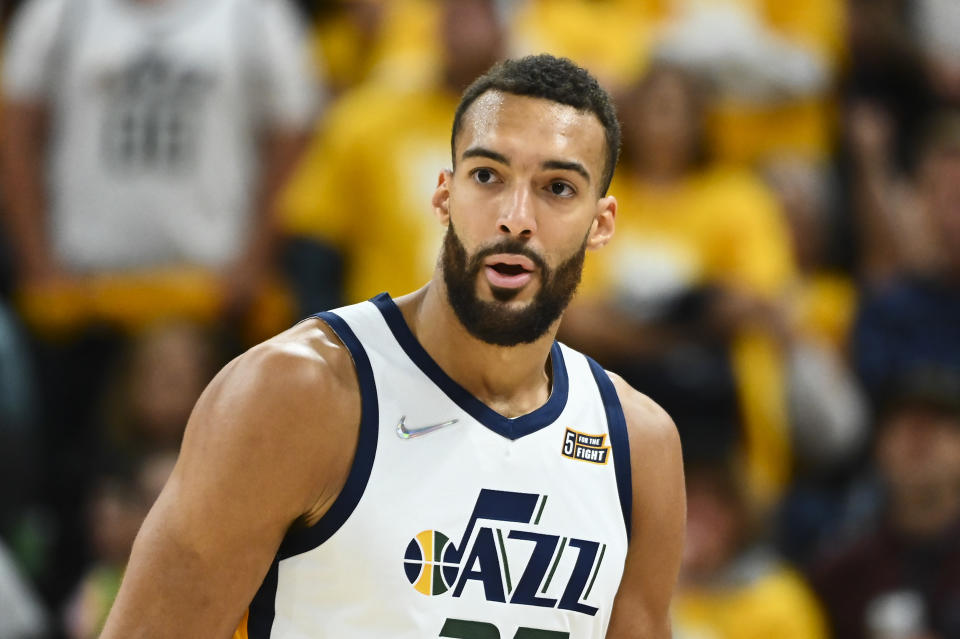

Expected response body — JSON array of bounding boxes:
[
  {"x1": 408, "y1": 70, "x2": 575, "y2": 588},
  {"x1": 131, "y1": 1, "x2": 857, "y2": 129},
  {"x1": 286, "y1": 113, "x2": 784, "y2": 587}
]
[{"x1": 3, "y1": 0, "x2": 319, "y2": 272}]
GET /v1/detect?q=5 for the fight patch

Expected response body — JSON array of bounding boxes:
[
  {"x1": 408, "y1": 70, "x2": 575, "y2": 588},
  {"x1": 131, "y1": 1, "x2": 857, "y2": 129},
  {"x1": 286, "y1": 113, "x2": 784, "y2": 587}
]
[{"x1": 561, "y1": 428, "x2": 610, "y2": 465}]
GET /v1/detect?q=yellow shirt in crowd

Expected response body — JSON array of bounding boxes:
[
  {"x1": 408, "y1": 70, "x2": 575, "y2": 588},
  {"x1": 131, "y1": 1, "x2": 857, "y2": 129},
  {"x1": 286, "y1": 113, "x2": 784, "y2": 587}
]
[
  {"x1": 311, "y1": 0, "x2": 440, "y2": 93},
  {"x1": 499, "y1": 0, "x2": 845, "y2": 164},
  {"x1": 580, "y1": 166, "x2": 797, "y2": 502},
  {"x1": 696, "y1": 0, "x2": 847, "y2": 163},
  {"x1": 582, "y1": 166, "x2": 794, "y2": 298},
  {"x1": 674, "y1": 563, "x2": 828, "y2": 639},
  {"x1": 281, "y1": 83, "x2": 457, "y2": 303}
]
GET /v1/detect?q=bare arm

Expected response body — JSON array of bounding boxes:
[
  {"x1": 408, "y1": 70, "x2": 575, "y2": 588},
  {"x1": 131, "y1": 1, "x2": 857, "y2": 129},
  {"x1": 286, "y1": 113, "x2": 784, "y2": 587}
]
[
  {"x1": 0, "y1": 99, "x2": 57, "y2": 283},
  {"x1": 100, "y1": 320, "x2": 358, "y2": 637},
  {"x1": 605, "y1": 374, "x2": 686, "y2": 639},
  {"x1": 247, "y1": 127, "x2": 311, "y2": 267},
  {"x1": 846, "y1": 102, "x2": 939, "y2": 283}
]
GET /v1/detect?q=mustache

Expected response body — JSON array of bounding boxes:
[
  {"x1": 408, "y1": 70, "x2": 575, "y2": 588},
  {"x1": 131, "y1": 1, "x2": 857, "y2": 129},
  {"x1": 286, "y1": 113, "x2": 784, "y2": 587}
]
[{"x1": 466, "y1": 238, "x2": 548, "y2": 273}]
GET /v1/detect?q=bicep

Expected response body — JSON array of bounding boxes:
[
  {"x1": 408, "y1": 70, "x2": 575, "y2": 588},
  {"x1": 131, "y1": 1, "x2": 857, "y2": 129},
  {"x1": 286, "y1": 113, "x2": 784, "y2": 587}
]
[
  {"x1": 101, "y1": 471, "x2": 282, "y2": 637},
  {"x1": 101, "y1": 350, "x2": 345, "y2": 637},
  {"x1": 102, "y1": 429, "x2": 294, "y2": 636},
  {"x1": 606, "y1": 388, "x2": 686, "y2": 639}
]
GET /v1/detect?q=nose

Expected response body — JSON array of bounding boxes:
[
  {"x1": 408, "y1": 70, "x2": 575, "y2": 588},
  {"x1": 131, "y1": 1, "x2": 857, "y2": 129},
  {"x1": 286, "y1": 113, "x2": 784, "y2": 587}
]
[{"x1": 497, "y1": 185, "x2": 536, "y2": 239}]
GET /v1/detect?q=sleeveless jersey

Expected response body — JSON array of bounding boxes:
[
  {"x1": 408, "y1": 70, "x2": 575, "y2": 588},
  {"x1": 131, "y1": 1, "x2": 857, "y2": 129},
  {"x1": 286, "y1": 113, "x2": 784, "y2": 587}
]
[{"x1": 236, "y1": 293, "x2": 633, "y2": 639}]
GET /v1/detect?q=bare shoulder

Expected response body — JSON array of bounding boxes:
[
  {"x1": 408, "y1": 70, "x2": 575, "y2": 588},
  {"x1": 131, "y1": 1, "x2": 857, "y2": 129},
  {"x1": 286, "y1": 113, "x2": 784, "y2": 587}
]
[
  {"x1": 606, "y1": 371, "x2": 681, "y2": 460},
  {"x1": 100, "y1": 320, "x2": 363, "y2": 636},
  {"x1": 196, "y1": 317, "x2": 358, "y2": 427},
  {"x1": 178, "y1": 316, "x2": 362, "y2": 523},
  {"x1": 240, "y1": 316, "x2": 350, "y2": 384}
]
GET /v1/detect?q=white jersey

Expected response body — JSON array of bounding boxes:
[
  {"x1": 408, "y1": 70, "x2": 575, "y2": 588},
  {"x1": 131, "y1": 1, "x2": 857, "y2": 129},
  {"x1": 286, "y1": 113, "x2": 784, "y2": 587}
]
[
  {"x1": 237, "y1": 294, "x2": 634, "y2": 639},
  {"x1": 2, "y1": 0, "x2": 317, "y2": 271}
]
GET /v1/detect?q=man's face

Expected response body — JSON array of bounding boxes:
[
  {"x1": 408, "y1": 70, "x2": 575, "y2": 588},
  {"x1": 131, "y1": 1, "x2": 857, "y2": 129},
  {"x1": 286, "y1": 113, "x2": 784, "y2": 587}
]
[
  {"x1": 628, "y1": 69, "x2": 699, "y2": 175},
  {"x1": 877, "y1": 407, "x2": 960, "y2": 499},
  {"x1": 433, "y1": 91, "x2": 616, "y2": 346},
  {"x1": 440, "y1": 222, "x2": 587, "y2": 345}
]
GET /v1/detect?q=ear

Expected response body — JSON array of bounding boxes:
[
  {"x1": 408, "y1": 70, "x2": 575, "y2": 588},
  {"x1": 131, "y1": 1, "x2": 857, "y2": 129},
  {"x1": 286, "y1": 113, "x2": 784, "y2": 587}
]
[
  {"x1": 586, "y1": 195, "x2": 616, "y2": 250},
  {"x1": 432, "y1": 169, "x2": 453, "y2": 225}
]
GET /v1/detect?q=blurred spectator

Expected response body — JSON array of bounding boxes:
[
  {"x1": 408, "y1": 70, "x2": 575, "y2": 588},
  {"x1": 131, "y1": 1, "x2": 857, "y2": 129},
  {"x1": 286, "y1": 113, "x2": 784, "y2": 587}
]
[
  {"x1": 845, "y1": 103, "x2": 940, "y2": 286},
  {"x1": 811, "y1": 370, "x2": 960, "y2": 639},
  {"x1": 508, "y1": 0, "x2": 846, "y2": 165},
  {"x1": 62, "y1": 452, "x2": 175, "y2": 639},
  {"x1": 0, "y1": 0, "x2": 318, "y2": 337},
  {"x1": 561, "y1": 64, "x2": 797, "y2": 503},
  {"x1": 764, "y1": 158, "x2": 870, "y2": 568},
  {"x1": 100, "y1": 321, "x2": 216, "y2": 459},
  {"x1": 840, "y1": 0, "x2": 939, "y2": 282},
  {"x1": 673, "y1": 460, "x2": 827, "y2": 639},
  {"x1": 651, "y1": 0, "x2": 845, "y2": 165},
  {"x1": 277, "y1": 1, "x2": 417, "y2": 317},
  {"x1": 308, "y1": 0, "x2": 388, "y2": 94},
  {"x1": 764, "y1": 158, "x2": 867, "y2": 473},
  {"x1": 844, "y1": 0, "x2": 932, "y2": 174},
  {"x1": 280, "y1": 0, "x2": 504, "y2": 307},
  {"x1": 308, "y1": 0, "x2": 441, "y2": 96},
  {"x1": 508, "y1": 0, "x2": 662, "y2": 89},
  {"x1": 852, "y1": 112, "x2": 960, "y2": 403}
]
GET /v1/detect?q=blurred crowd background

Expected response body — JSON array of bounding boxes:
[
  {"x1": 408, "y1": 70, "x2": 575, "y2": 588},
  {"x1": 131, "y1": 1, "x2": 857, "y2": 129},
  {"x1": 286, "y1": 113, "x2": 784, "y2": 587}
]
[{"x1": 0, "y1": 0, "x2": 958, "y2": 637}]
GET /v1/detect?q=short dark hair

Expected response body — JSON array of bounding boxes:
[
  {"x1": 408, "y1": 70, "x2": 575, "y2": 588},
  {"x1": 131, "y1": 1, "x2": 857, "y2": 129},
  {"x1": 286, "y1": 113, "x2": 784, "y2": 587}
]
[
  {"x1": 878, "y1": 367, "x2": 960, "y2": 425},
  {"x1": 451, "y1": 54, "x2": 621, "y2": 196}
]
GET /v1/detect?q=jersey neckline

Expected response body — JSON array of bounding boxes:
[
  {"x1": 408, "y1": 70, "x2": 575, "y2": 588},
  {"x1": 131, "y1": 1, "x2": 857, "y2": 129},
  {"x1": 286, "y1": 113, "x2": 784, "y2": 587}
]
[{"x1": 370, "y1": 292, "x2": 569, "y2": 440}]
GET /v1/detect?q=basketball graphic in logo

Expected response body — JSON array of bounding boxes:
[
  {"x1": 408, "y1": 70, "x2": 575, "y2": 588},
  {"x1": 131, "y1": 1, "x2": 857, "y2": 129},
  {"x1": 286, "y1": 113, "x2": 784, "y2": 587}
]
[{"x1": 403, "y1": 530, "x2": 457, "y2": 595}]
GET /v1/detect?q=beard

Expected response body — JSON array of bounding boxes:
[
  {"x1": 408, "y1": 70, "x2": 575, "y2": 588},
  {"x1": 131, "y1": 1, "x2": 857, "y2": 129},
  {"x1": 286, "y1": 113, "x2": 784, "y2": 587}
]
[{"x1": 441, "y1": 222, "x2": 587, "y2": 347}]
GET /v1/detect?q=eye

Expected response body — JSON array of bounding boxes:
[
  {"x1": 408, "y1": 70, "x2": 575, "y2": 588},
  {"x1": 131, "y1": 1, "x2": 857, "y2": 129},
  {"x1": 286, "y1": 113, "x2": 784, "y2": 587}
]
[
  {"x1": 471, "y1": 168, "x2": 499, "y2": 185},
  {"x1": 548, "y1": 181, "x2": 575, "y2": 198}
]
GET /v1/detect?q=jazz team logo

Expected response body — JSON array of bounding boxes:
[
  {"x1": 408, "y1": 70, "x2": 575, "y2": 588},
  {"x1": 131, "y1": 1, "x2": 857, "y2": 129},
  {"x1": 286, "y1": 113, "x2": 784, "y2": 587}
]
[
  {"x1": 403, "y1": 489, "x2": 607, "y2": 616},
  {"x1": 561, "y1": 428, "x2": 610, "y2": 465},
  {"x1": 405, "y1": 529, "x2": 456, "y2": 595}
]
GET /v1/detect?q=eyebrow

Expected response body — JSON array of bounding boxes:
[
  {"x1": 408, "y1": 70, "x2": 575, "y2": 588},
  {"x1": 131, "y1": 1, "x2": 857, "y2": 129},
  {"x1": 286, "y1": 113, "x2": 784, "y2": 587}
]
[
  {"x1": 461, "y1": 147, "x2": 592, "y2": 184},
  {"x1": 542, "y1": 159, "x2": 591, "y2": 185},
  {"x1": 462, "y1": 147, "x2": 509, "y2": 165}
]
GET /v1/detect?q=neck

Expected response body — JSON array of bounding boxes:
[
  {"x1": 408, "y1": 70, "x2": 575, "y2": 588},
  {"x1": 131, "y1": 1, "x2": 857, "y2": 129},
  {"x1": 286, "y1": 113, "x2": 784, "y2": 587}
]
[{"x1": 396, "y1": 281, "x2": 557, "y2": 418}]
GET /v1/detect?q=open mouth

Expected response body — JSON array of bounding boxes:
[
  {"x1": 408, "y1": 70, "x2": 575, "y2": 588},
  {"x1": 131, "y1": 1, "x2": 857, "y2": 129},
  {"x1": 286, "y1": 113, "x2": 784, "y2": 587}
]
[
  {"x1": 490, "y1": 263, "x2": 529, "y2": 276},
  {"x1": 483, "y1": 254, "x2": 536, "y2": 290}
]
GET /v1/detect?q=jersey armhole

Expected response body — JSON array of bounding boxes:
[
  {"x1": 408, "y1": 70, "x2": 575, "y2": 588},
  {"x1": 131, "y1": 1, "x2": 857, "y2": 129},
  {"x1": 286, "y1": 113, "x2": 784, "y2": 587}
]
[
  {"x1": 276, "y1": 310, "x2": 380, "y2": 559},
  {"x1": 245, "y1": 311, "x2": 379, "y2": 637},
  {"x1": 586, "y1": 357, "x2": 633, "y2": 542}
]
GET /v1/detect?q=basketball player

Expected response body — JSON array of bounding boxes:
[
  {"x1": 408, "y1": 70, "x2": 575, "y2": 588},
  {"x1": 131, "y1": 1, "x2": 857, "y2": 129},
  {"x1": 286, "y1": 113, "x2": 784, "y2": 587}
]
[{"x1": 101, "y1": 54, "x2": 685, "y2": 638}]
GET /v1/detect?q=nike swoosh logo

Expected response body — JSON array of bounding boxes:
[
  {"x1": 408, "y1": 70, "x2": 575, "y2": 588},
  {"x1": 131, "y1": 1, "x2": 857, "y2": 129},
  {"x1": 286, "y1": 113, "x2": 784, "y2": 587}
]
[{"x1": 396, "y1": 416, "x2": 459, "y2": 439}]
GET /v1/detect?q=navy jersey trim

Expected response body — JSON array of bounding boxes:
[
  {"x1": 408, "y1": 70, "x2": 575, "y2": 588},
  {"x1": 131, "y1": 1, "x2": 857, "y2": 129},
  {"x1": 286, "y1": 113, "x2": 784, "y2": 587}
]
[
  {"x1": 586, "y1": 358, "x2": 633, "y2": 541},
  {"x1": 247, "y1": 555, "x2": 279, "y2": 638},
  {"x1": 277, "y1": 310, "x2": 380, "y2": 559},
  {"x1": 370, "y1": 292, "x2": 568, "y2": 440}
]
